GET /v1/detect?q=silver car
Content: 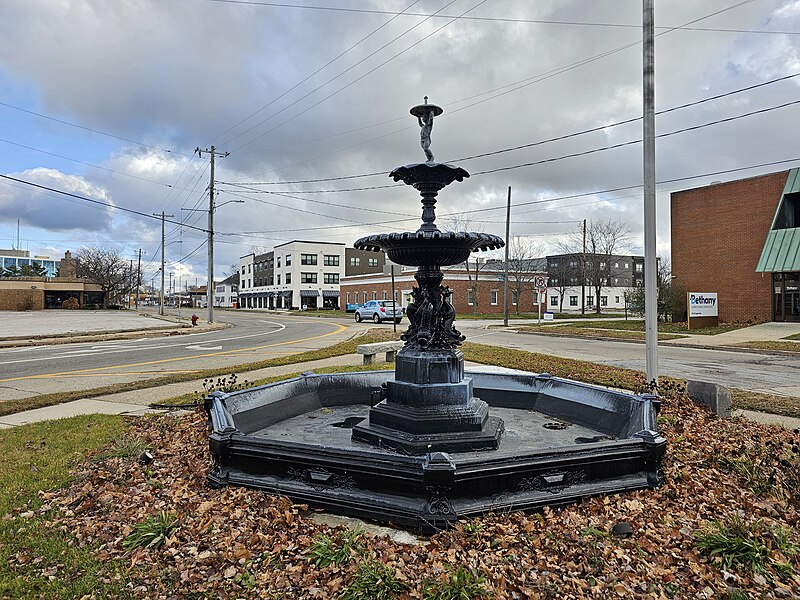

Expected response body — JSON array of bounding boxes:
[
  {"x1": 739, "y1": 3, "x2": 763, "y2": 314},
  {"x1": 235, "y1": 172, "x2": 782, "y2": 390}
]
[{"x1": 354, "y1": 300, "x2": 403, "y2": 324}]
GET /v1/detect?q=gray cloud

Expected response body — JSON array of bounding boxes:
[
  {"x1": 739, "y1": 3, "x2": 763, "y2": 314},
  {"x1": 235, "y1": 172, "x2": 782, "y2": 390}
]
[{"x1": 1, "y1": 0, "x2": 799, "y2": 283}]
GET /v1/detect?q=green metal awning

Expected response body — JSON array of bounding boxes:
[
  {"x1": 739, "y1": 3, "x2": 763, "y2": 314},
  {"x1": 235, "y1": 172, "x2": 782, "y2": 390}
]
[{"x1": 755, "y1": 168, "x2": 800, "y2": 273}]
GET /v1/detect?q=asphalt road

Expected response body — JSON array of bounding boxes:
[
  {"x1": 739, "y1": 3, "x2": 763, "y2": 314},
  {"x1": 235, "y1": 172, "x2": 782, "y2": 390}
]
[
  {"x1": 457, "y1": 323, "x2": 800, "y2": 398},
  {"x1": 0, "y1": 310, "x2": 359, "y2": 401},
  {"x1": 0, "y1": 310, "x2": 797, "y2": 402}
]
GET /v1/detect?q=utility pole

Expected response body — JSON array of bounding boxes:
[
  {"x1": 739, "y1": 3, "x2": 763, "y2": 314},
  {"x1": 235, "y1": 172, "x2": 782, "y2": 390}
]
[
  {"x1": 643, "y1": 0, "x2": 659, "y2": 387},
  {"x1": 581, "y1": 219, "x2": 587, "y2": 315},
  {"x1": 153, "y1": 211, "x2": 173, "y2": 315},
  {"x1": 129, "y1": 260, "x2": 134, "y2": 308},
  {"x1": 196, "y1": 145, "x2": 229, "y2": 323},
  {"x1": 135, "y1": 249, "x2": 142, "y2": 310},
  {"x1": 503, "y1": 186, "x2": 511, "y2": 327}
]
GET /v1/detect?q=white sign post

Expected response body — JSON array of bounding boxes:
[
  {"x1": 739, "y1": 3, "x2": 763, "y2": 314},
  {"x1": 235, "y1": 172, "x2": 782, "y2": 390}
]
[{"x1": 534, "y1": 275, "x2": 547, "y2": 325}]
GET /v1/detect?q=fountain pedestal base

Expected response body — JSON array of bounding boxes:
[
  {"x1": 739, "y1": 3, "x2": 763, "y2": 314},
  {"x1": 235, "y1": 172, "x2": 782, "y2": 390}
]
[{"x1": 351, "y1": 348, "x2": 504, "y2": 454}]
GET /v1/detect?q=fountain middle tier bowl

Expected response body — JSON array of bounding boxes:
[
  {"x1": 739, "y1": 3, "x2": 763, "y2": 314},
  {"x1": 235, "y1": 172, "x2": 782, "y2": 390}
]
[{"x1": 355, "y1": 231, "x2": 504, "y2": 267}]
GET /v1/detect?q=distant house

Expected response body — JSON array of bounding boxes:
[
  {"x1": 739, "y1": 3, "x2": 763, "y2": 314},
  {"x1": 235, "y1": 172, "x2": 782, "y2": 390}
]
[{"x1": 215, "y1": 273, "x2": 239, "y2": 308}]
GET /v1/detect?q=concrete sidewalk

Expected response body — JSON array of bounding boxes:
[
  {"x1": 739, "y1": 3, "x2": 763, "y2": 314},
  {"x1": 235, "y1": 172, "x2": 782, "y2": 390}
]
[
  {"x1": 0, "y1": 309, "x2": 226, "y2": 347},
  {"x1": 0, "y1": 353, "x2": 364, "y2": 428},
  {"x1": 664, "y1": 321, "x2": 800, "y2": 347},
  {"x1": 3, "y1": 353, "x2": 800, "y2": 432}
]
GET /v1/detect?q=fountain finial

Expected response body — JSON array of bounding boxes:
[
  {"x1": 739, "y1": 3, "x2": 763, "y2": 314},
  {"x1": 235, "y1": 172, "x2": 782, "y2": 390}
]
[{"x1": 410, "y1": 97, "x2": 442, "y2": 163}]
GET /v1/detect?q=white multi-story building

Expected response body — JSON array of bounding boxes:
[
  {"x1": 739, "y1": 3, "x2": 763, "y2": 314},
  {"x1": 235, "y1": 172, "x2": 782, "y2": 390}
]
[{"x1": 239, "y1": 241, "x2": 346, "y2": 310}]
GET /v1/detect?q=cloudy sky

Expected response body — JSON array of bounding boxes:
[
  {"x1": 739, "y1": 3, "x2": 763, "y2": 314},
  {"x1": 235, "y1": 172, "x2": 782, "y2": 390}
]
[{"x1": 1, "y1": 0, "x2": 799, "y2": 287}]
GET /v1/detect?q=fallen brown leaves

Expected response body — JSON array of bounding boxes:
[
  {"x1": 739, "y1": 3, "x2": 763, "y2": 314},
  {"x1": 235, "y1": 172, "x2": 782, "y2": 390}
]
[{"x1": 19, "y1": 396, "x2": 800, "y2": 599}]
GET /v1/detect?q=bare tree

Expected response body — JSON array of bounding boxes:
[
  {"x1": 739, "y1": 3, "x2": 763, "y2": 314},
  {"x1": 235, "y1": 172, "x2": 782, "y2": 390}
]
[
  {"x1": 559, "y1": 219, "x2": 631, "y2": 314},
  {"x1": 75, "y1": 247, "x2": 134, "y2": 308},
  {"x1": 546, "y1": 255, "x2": 579, "y2": 313},
  {"x1": 506, "y1": 236, "x2": 545, "y2": 314},
  {"x1": 445, "y1": 214, "x2": 496, "y2": 315}
]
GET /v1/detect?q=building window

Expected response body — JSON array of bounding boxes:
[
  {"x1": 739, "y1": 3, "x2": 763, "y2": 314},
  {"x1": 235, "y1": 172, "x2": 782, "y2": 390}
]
[
  {"x1": 587, "y1": 295, "x2": 594, "y2": 306},
  {"x1": 324, "y1": 273, "x2": 339, "y2": 284},
  {"x1": 383, "y1": 291, "x2": 387, "y2": 300},
  {"x1": 393, "y1": 290, "x2": 398, "y2": 302},
  {"x1": 635, "y1": 263, "x2": 643, "y2": 272},
  {"x1": 301, "y1": 272, "x2": 317, "y2": 283},
  {"x1": 277, "y1": 257, "x2": 281, "y2": 268},
  {"x1": 248, "y1": 264, "x2": 251, "y2": 273},
  {"x1": 569, "y1": 261, "x2": 578, "y2": 268},
  {"x1": 490, "y1": 290, "x2": 498, "y2": 305},
  {"x1": 324, "y1": 254, "x2": 339, "y2": 266},
  {"x1": 614, "y1": 262, "x2": 619, "y2": 268},
  {"x1": 615, "y1": 296, "x2": 620, "y2": 303},
  {"x1": 550, "y1": 278, "x2": 559, "y2": 286},
  {"x1": 570, "y1": 296, "x2": 578, "y2": 306},
  {"x1": 372, "y1": 291, "x2": 377, "y2": 300},
  {"x1": 550, "y1": 261, "x2": 558, "y2": 268},
  {"x1": 775, "y1": 192, "x2": 800, "y2": 228},
  {"x1": 346, "y1": 292, "x2": 350, "y2": 304},
  {"x1": 600, "y1": 262, "x2": 606, "y2": 269},
  {"x1": 467, "y1": 289, "x2": 474, "y2": 305},
  {"x1": 368, "y1": 257, "x2": 378, "y2": 267},
  {"x1": 550, "y1": 296, "x2": 558, "y2": 307},
  {"x1": 354, "y1": 292, "x2": 358, "y2": 303},
  {"x1": 286, "y1": 273, "x2": 292, "y2": 284},
  {"x1": 286, "y1": 254, "x2": 292, "y2": 266},
  {"x1": 301, "y1": 253, "x2": 317, "y2": 265},
  {"x1": 241, "y1": 266, "x2": 245, "y2": 275},
  {"x1": 277, "y1": 274, "x2": 281, "y2": 285},
  {"x1": 511, "y1": 290, "x2": 518, "y2": 306},
  {"x1": 600, "y1": 296, "x2": 608, "y2": 306},
  {"x1": 624, "y1": 262, "x2": 629, "y2": 268},
  {"x1": 350, "y1": 257, "x2": 360, "y2": 267}
]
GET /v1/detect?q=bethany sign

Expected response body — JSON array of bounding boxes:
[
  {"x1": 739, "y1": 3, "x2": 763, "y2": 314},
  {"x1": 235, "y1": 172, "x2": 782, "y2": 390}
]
[{"x1": 687, "y1": 291, "x2": 719, "y2": 329}]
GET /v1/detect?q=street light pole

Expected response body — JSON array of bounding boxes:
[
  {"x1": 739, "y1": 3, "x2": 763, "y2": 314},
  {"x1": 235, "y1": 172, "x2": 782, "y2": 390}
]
[{"x1": 643, "y1": 0, "x2": 659, "y2": 387}]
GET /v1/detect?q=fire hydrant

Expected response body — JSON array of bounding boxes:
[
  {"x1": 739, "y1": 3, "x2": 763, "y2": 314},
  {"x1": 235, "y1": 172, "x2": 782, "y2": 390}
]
[{"x1": 191, "y1": 314, "x2": 199, "y2": 327}]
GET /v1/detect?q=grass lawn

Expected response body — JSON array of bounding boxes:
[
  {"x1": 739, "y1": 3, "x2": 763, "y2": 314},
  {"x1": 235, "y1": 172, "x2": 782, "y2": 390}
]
[
  {"x1": 457, "y1": 312, "x2": 626, "y2": 320},
  {"x1": 786, "y1": 333, "x2": 800, "y2": 341},
  {"x1": 552, "y1": 319, "x2": 749, "y2": 335},
  {"x1": 0, "y1": 415, "x2": 136, "y2": 598},
  {"x1": 1, "y1": 391, "x2": 798, "y2": 597},
  {"x1": 733, "y1": 341, "x2": 800, "y2": 353},
  {"x1": 515, "y1": 324, "x2": 687, "y2": 341}
]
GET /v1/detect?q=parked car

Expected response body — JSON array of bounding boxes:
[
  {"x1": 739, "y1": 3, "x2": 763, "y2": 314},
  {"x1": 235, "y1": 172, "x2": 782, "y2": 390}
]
[{"x1": 354, "y1": 300, "x2": 403, "y2": 324}]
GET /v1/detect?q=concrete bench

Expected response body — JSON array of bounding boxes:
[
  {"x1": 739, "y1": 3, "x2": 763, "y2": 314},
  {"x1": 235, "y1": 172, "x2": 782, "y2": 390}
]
[{"x1": 357, "y1": 341, "x2": 405, "y2": 365}]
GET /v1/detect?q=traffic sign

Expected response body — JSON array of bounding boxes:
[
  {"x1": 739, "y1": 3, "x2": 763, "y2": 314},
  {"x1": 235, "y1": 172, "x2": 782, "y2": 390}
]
[{"x1": 534, "y1": 275, "x2": 547, "y2": 290}]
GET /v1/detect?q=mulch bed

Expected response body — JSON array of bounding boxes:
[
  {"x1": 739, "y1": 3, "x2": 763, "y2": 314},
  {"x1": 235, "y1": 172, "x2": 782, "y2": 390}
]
[{"x1": 17, "y1": 395, "x2": 800, "y2": 598}]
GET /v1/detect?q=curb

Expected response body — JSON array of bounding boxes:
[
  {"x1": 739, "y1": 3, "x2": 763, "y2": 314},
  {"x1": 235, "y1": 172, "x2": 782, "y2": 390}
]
[{"x1": 501, "y1": 327, "x2": 800, "y2": 358}]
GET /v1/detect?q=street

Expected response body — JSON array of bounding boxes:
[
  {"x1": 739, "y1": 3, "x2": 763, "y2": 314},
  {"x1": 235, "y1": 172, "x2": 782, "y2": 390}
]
[
  {"x1": 457, "y1": 322, "x2": 800, "y2": 398},
  {"x1": 0, "y1": 311, "x2": 797, "y2": 402},
  {"x1": 0, "y1": 310, "x2": 355, "y2": 400}
]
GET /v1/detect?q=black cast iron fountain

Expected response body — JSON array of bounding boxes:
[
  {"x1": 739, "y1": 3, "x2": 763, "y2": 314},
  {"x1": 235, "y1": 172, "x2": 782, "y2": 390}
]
[{"x1": 205, "y1": 100, "x2": 665, "y2": 532}]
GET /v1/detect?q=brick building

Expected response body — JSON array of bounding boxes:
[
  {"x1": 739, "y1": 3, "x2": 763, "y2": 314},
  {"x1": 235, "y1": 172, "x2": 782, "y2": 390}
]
[
  {"x1": 339, "y1": 264, "x2": 545, "y2": 315},
  {"x1": 671, "y1": 169, "x2": 799, "y2": 322}
]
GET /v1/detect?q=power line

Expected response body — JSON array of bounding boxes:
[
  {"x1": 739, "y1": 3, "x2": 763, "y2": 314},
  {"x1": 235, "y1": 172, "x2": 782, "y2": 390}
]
[
  {"x1": 0, "y1": 174, "x2": 209, "y2": 233},
  {"x1": 227, "y1": 90, "x2": 800, "y2": 190},
  {"x1": 472, "y1": 98, "x2": 800, "y2": 176},
  {"x1": 204, "y1": 0, "x2": 789, "y2": 35},
  {"x1": 228, "y1": 0, "x2": 490, "y2": 152},
  {"x1": 210, "y1": 0, "x2": 424, "y2": 144},
  {"x1": 0, "y1": 102, "x2": 194, "y2": 157}
]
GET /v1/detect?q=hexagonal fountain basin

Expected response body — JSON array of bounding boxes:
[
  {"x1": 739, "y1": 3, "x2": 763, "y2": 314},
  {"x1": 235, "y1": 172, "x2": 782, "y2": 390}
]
[{"x1": 206, "y1": 368, "x2": 664, "y2": 532}]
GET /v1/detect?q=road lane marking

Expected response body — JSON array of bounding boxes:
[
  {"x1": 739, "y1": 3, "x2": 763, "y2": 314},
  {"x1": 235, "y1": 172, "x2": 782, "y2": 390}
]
[
  {"x1": 184, "y1": 345, "x2": 223, "y2": 351},
  {"x1": 0, "y1": 322, "x2": 348, "y2": 383},
  {"x1": 0, "y1": 321, "x2": 288, "y2": 367}
]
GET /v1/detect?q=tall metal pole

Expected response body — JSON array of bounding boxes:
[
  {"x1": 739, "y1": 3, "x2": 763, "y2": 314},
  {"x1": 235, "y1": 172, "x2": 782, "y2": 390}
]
[
  {"x1": 503, "y1": 186, "x2": 511, "y2": 327},
  {"x1": 196, "y1": 145, "x2": 229, "y2": 323},
  {"x1": 581, "y1": 219, "x2": 586, "y2": 315},
  {"x1": 643, "y1": 0, "x2": 659, "y2": 386},
  {"x1": 135, "y1": 248, "x2": 142, "y2": 310},
  {"x1": 152, "y1": 210, "x2": 172, "y2": 316}
]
